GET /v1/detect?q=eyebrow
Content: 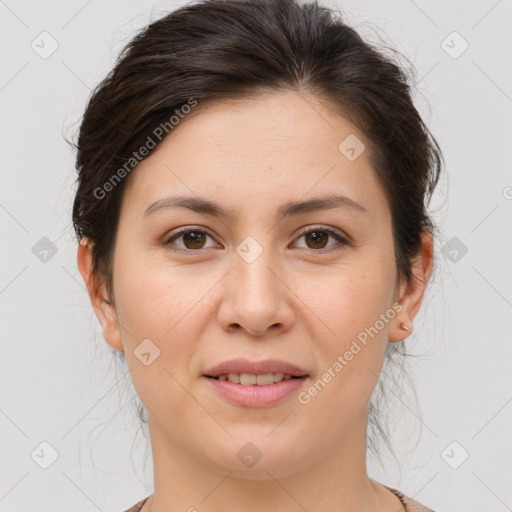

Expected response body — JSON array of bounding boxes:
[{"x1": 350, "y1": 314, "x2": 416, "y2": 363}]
[{"x1": 142, "y1": 193, "x2": 369, "y2": 220}]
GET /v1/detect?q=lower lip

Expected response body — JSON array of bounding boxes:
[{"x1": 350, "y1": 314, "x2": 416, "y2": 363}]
[{"x1": 203, "y1": 376, "x2": 308, "y2": 407}]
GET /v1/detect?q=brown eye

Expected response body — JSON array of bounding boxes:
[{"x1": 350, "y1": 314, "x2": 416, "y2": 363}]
[
  {"x1": 293, "y1": 226, "x2": 348, "y2": 252},
  {"x1": 165, "y1": 228, "x2": 216, "y2": 251},
  {"x1": 304, "y1": 230, "x2": 329, "y2": 249}
]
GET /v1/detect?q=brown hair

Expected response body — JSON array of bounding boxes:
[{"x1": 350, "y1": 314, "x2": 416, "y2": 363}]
[{"x1": 69, "y1": 0, "x2": 443, "y2": 466}]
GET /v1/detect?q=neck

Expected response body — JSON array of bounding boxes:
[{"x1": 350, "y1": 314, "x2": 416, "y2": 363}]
[{"x1": 143, "y1": 408, "x2": 390, "y2": 512}]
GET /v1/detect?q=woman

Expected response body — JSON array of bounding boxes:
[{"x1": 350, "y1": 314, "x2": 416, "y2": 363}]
[{"x1": 72, "y1": 0, "x2": 442, "y2": 510}]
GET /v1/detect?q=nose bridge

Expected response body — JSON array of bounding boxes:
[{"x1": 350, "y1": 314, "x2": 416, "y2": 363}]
[{"x1": 233, "y1": 237, "x2": 280, "y2": 304}]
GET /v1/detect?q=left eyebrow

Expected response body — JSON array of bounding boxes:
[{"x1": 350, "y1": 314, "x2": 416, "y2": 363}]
[{"x1": 141, "y1": 193, "x2": 369, "y2": 221}]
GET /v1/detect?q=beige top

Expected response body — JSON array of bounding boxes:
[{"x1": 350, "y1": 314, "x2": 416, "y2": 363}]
[{"x1": 124, "y1": 486, "x2": 436, "y2": 511}]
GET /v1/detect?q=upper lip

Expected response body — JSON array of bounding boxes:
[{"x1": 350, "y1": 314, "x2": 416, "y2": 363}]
[{"x1": 204, "y1": 358, "x2": 309, "y2": 377}]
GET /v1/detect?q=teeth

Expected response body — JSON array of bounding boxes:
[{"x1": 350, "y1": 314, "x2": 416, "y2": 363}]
[
  {"x1": 240, "y1": 373, "x2": 257, "y2": 385},
  {"x1": 256, "y1": 373, "x2": 274, "y2": 385},
  {"x1": 217, "y1": 372, "x2": 296, "y2": 385}
]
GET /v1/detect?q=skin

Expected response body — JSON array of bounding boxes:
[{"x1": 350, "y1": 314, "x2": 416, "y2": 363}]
[{"x1": 78, "y1": 90, "x2": 433, "y2": 512}]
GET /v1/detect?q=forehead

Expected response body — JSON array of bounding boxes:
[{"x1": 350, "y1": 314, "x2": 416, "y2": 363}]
[
  {"x1": 158, "y1": 91, "x2": 362, "y2": 160},
  {"x1": 120, "y1": 90, "x2": 389, "y2": 223}
]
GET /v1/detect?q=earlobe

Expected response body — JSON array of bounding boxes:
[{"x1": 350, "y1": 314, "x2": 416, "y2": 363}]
[
  {"x1": 77, "y1": 238, "x2": 124, "y2": 351},
  {"x1": 389, "y1": 316, "x2": 413, "y2": 342}
]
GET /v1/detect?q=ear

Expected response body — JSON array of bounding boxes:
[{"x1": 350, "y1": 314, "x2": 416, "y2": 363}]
[
  {"x1": 77, "y1": 238, "x2": 124, "y2": 351},
  {"x1": 389, "y1": 230, "x2": 434, "y2": 342}
]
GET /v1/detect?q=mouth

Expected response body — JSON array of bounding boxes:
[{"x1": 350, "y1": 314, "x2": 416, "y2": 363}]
[
  {"x1": 202, "y1": 358, "x2": 310, "y2": 406},
  {"x1": 202, "y1": 373, "x2": 309, "y2": 407},
  {"x1": 204, "y1": 373, "x2": 307, "y2": 385}
]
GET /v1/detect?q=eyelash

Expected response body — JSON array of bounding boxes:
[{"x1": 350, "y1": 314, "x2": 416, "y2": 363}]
[{"x1": 163, "y1": 225, "x2": 350, "y2": 254}]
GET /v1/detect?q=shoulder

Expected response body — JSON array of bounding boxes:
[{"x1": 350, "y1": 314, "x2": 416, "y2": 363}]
[
  {"x1": 384, "y1": 485, "x2": 437, "y2": 512},
  {"x1": 123, "y1": 496, "x2": 151, "y2": 512}
]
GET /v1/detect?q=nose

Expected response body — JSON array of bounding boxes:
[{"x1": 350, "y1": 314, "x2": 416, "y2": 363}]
[{"x1": 217, "y1": 250, "x2": 294, "y2": 337}]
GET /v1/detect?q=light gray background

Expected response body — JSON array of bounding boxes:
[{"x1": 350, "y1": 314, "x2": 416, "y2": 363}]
[{"x1": 1, "y1": 1, "x2": 511, "y2": 511}]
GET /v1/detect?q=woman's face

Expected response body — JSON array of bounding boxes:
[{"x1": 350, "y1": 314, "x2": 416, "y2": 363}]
[{"x1": 79, "y1": 90, "x2": 431, "y2": 478}]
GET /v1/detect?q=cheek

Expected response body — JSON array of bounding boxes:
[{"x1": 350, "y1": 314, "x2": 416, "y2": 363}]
[
  {"x1": 300, "y1": 255, "x2": 396, "y2": 402},
  {"x1": 113, "y1": 245, "x2": 204, "y2": 340},
  {"x1": 111, "y1": 247, "x2": 211, "y2": 402},
  {"x1": 112, "y1": 254, "x2": 207, "y2": 423},
  {"x1": 304, "y1": 258, "x2": 395, "y2": 347}
]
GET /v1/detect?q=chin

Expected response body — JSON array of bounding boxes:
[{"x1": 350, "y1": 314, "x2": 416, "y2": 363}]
[{"x1": 204, "y1": 433, "x2": 306, "y2": 478}]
